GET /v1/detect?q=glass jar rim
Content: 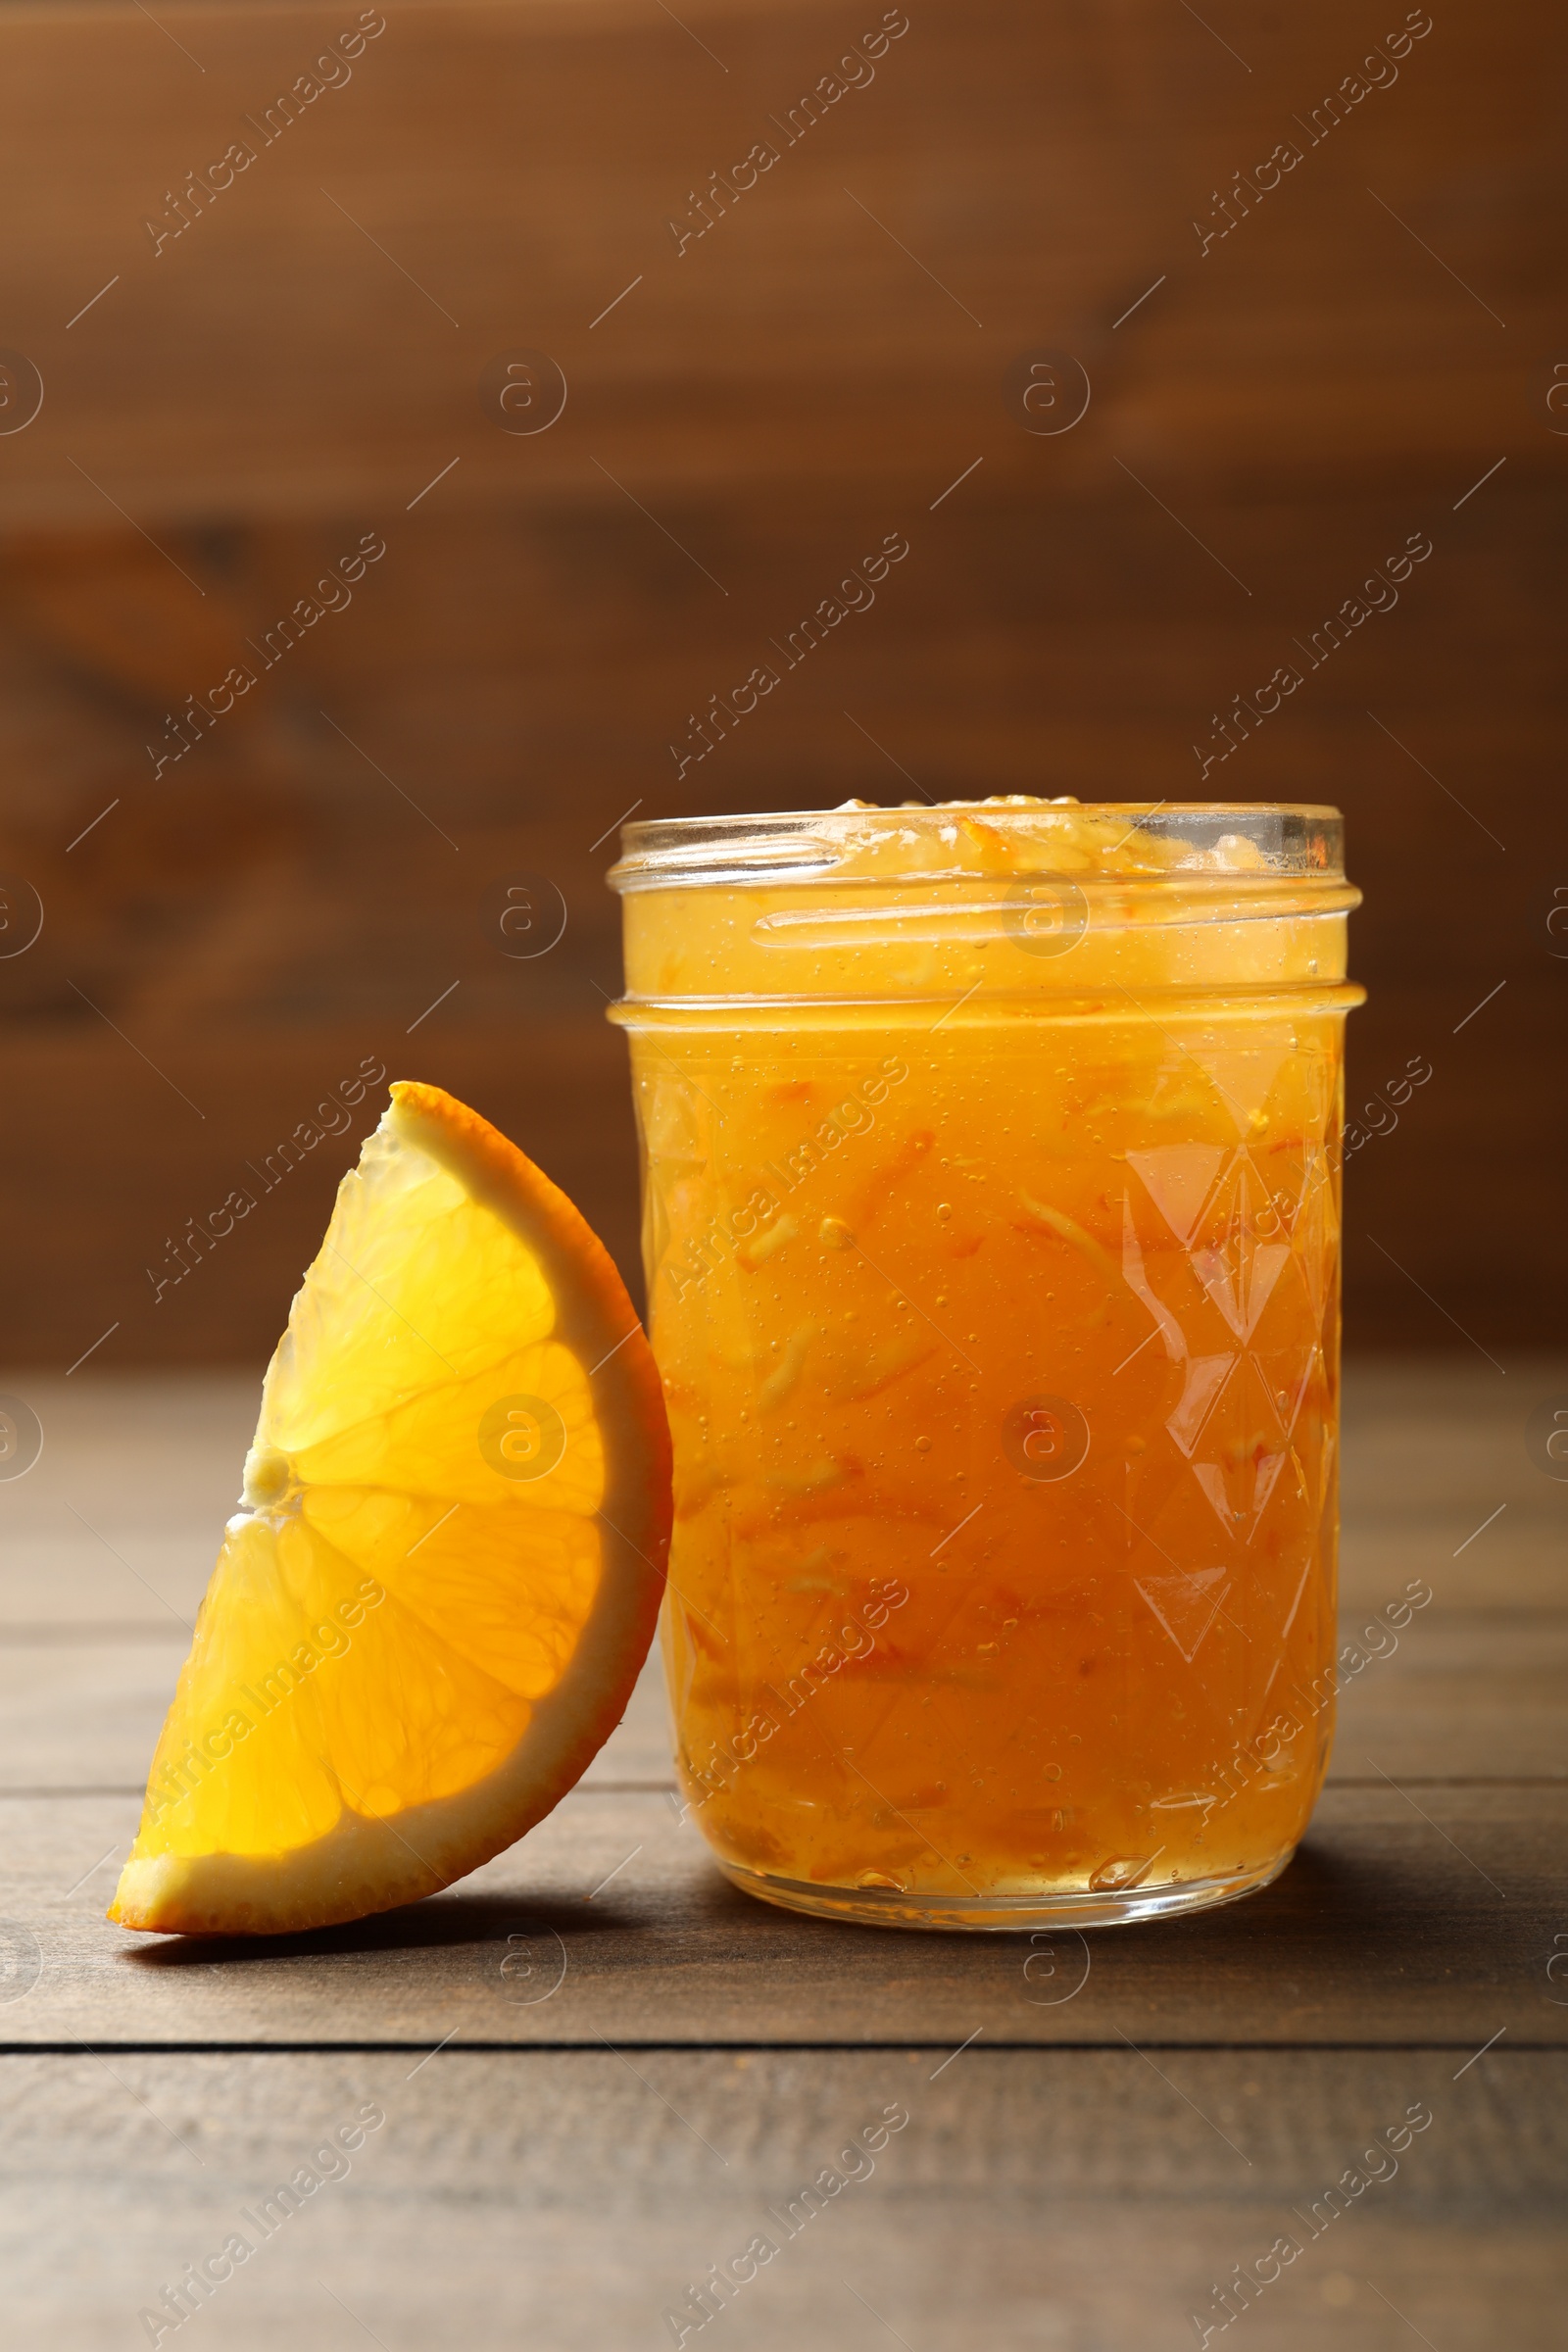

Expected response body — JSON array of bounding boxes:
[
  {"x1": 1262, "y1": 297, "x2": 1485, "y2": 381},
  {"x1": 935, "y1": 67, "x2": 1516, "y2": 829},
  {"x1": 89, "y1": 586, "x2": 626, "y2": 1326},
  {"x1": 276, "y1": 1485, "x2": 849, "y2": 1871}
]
[{"x1": 608, "y1": 800, "x2": 1346, "y2": 893}]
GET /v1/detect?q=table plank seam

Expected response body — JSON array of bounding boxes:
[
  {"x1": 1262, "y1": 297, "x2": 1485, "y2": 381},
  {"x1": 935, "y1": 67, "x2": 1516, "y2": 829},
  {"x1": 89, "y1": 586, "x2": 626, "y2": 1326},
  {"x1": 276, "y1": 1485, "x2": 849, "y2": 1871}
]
[{"x1": 2, "y1": 2039, "x2": 1558, "y2": 2058}]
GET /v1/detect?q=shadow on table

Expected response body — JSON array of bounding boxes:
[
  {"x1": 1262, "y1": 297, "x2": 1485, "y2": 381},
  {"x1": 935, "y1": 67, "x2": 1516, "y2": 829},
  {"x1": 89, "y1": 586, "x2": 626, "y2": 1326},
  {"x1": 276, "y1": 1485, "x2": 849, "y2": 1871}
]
[
  {"x1": 121, "y1": 1891, "x2": 633, "y2": 1970},
  {"x1": 120, "y1": 1836, "x2": 1439, "y2": 1978}
]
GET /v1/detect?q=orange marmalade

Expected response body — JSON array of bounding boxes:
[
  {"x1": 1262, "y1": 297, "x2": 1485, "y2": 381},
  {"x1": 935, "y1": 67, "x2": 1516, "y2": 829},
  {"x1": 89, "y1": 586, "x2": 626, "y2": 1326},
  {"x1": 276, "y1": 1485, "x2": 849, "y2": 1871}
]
[{"x1": 610, "y1": 802, "x2": 1361, "y2": 1929}]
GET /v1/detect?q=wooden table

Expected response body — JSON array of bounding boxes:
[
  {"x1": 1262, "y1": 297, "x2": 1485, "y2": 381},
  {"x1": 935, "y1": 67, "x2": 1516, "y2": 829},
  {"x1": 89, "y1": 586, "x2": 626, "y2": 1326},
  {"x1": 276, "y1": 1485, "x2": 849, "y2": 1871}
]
[{"x1": 1, "y1": 1361, "x2": 1563, "y2": 2347}]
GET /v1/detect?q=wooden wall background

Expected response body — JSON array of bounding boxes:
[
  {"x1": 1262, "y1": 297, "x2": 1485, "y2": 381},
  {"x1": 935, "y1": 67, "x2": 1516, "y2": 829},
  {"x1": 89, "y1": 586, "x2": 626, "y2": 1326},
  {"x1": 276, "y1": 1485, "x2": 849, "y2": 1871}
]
[{"x1": 0, "y1": 0, "x2": 1561, "y2": 1367}]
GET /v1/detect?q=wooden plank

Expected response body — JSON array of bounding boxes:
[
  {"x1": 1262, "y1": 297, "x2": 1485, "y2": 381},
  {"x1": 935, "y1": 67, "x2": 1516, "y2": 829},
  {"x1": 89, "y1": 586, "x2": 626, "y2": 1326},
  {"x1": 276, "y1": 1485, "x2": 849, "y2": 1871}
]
[
  {"x1": 0, "y1": 1367, "x2": 1559, "y2": 1801},
  {"x1": 6, "y1": 962, "x2": 1567, "y2": 1362},
  {"x1": 0, "y1": 1028, "x2": 648, "y2": 1382},
  {"x1": 0, "y1": 0, "x2": 1560, "y2": 1360},
  {"x1": 2, "y1": 1613, "x2": 1561, "y2": 1794},
  {"x1": 0, "y1": 1639, "x2": 176, "y2": 1793},
  {"x1": 1, "y1": 517, "x2": 1561, "y2": 1358},
  {"x1": 1342, "y1": 1521, "x2": 1568, "y2": 1616},
  {"x1": 4, "y1": 1367, "x2": 1562, "y2": 1630},
  {"x1": 2, "y1": 1782, "x2": 1563, "y2": 2047},
  {"x1": 0, "y1": 1374, "x2": 256, "y2": 1629},
  {"x1": 0, "y1": 0, "x2": 1550, "y2": 528},
  {"x1": 1331, "y1": 1613, "x2": 1568, "y2": 1783},
  {"x1": 0, "y1": 2048, "x2": 1560, "y2": 2348},
  {"x1": 1339, "y1": 1358, "x2": 1568, "y2": 1610}
]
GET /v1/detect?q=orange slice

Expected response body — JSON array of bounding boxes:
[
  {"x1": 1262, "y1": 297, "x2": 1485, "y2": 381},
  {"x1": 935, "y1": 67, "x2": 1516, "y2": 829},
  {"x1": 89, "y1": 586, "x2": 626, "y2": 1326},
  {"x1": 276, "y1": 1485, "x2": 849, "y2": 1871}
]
[{"x1": 110, "y1": 1081, "x2": 670, "y2": 1936}]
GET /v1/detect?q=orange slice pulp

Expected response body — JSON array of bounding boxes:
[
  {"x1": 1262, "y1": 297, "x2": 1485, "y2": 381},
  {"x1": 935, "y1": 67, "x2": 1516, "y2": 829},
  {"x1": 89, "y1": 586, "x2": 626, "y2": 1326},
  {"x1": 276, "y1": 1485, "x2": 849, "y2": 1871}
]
[{"x1": 110, "y1": 1081, "x2": 670, "y2": 1936}]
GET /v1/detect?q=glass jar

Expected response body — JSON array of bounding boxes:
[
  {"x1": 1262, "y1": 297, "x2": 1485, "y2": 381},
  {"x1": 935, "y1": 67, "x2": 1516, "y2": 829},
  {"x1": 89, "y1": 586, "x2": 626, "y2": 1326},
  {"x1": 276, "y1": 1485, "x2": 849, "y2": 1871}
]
[{"x1": 608, "y1": 801, "x2": 1362, "y2": 1931}]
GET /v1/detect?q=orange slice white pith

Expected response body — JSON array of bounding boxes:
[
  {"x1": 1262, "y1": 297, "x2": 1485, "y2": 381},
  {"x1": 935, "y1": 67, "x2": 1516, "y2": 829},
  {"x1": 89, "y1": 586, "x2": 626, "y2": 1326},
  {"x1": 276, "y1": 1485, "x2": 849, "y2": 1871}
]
[{"x1": 110, "y1": 1081, "x2": 670, "y2": 1937}]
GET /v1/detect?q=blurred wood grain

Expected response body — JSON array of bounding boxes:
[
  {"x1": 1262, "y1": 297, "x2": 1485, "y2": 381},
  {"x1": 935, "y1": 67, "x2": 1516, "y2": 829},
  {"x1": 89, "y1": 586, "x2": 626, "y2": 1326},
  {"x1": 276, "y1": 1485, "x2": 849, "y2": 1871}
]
[{"x1": 0, "y1": 0, "x2": 1562, "y2": 1361}]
